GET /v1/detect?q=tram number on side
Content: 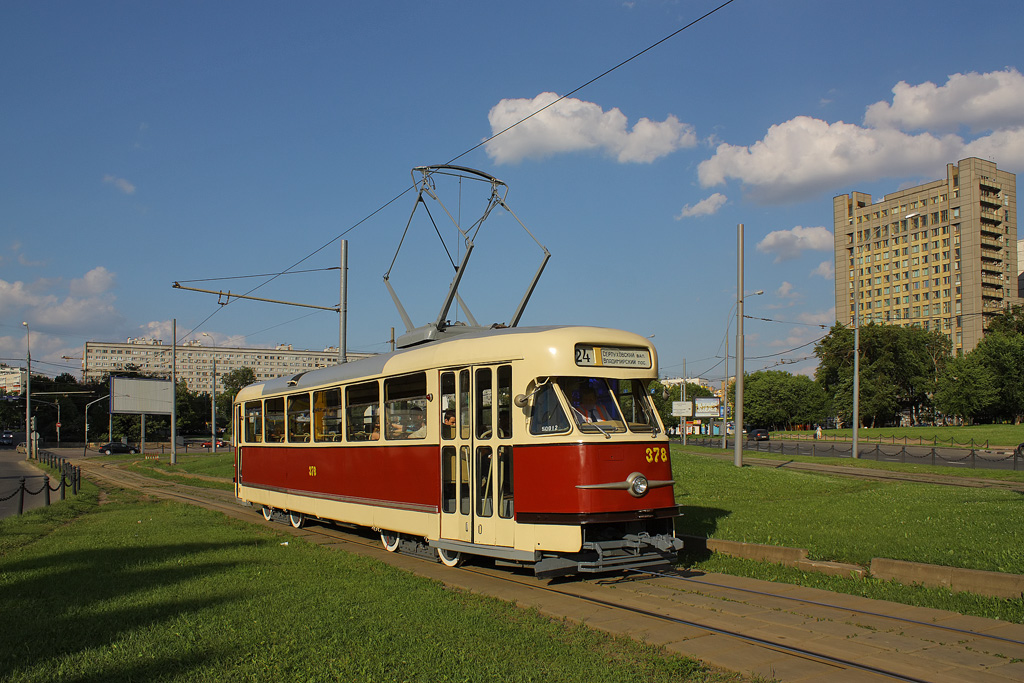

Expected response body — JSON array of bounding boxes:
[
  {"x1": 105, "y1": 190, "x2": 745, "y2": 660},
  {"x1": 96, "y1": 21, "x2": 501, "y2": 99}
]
[
  {"x1": 308, "y1": 466, "x2": 317, "y2": 477},
  {"x1": 645, "y1": 447, "x2": 668, "y2": 463}
]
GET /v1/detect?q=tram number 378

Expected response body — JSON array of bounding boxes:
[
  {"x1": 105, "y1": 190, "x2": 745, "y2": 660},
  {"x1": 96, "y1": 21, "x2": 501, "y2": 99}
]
[{"x1": 645, "y1": 447, "x2": 668, "y2": 463}]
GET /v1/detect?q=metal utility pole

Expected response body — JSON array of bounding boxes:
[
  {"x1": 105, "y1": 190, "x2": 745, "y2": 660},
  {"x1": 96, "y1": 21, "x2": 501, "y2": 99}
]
[
  {"x1": 722, "y1": 334, "x2": 728, "y2": 451},
  {"x1": 339, "y1": 240, "x2": 348, "y2": 364},
  {"x1": 22, "y1": 322, "x2": 31, "y2": 460},
  {"x1": 202, "y1": 333, "x2": 217, "y2": 453},
  {"x1": 681, "y1": 358, "x2": 687, "y2": 447},
  {"x1": 853, "y1": 301, "x2": 860, "y2": 459},
  {"x1": 171, "y1": 319, "x2": 177, "y2": 465},
  {"x1": 734, "y1": 224, "x2": 744, "y2": 468}
]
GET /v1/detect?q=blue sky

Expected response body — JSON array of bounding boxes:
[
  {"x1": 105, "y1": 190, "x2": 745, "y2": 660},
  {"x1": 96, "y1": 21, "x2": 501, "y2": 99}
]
[{"x1": 3, "y1": 0, "x2": 1023, "y2": 385}]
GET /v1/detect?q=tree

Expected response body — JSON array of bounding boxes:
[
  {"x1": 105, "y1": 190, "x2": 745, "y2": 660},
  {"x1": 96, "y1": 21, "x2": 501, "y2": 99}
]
[
  {"x1": 648, "y1": 379, "x2": 712, "y2": 429},
  {"x1": 971, "y1": 331, "x2": 1024, "y2": 423},
  {"x1": 986, "y1": 304, "x2": 1024, "y2": 336},
  {"x1": 730, "y1": 370, "x2": 828, "y2": 431},
  {"x1": 934, "y1": 354, "x2": 998, "y2": 424}
]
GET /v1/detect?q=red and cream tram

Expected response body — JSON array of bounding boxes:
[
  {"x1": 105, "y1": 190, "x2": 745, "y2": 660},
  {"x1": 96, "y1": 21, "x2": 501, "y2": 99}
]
[{"x1": 233, "y1": 325, "x2": 682, "y2": 577}]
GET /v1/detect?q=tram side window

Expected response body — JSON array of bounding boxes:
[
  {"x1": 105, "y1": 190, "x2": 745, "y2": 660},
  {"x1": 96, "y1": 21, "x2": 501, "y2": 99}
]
[
  {"x1": 528, "y1": 382, "x2": 570, "y2": 435},
  {"x1": 385, "y1": 373, "x2": 428, "y2": 440},
  {"x1": 475, "y1": 446, "x2": 493, "y2": 518},
  {"x1": 287, "y1": 393, "x2": 312, "y2": 442},
  {"x1": 475, "y1": 368, "x2": 493, "y2": 439},
  {"x1": 440, "y1": 372, "x2": 456, "y2": 440},
  {"x1": 497, "y1": 365, "x2": 512, "y2": 439},
  {"x1": 459, "y1": 369, "x2": 471, "y2": 440},
  {"x1": 265, "y1": 397, "x2": 285, "y2": 442},
  {"x1": 346, "y1": 381, "x2": 380, "y2": 442},
  {"x1": 611, "y1": 378, "x2": 659, "y2": 433},
  {"x1": 313, "y1": 388, "x2": 343, "y2": 442},
  {"x1": 244, "y1": 401, "x2": 263, "y2": 443},
  {"x1": 441, "y1": 445, "x2": 457, "y2": 513}
]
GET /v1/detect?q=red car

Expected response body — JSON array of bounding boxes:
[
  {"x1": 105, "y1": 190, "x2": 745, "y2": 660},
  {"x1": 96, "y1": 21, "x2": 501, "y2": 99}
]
[{"x1": 200, "y1": 439, "x2": 228, "y2": 448}]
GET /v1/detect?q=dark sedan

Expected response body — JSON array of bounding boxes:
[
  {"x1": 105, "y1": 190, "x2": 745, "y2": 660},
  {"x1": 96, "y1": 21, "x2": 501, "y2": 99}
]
[
  {"x1": 749, "y1": 429, "x2": 770, "y2": 441},
  {"x1": 97, "y1": 442, "x2": 139, "y2": 455}
]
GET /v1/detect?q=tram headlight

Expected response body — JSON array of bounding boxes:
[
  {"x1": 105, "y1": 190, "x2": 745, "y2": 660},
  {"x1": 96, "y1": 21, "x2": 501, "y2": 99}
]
[{"x1": 627, "y1": 472, "x2": 649, "y2": 498}]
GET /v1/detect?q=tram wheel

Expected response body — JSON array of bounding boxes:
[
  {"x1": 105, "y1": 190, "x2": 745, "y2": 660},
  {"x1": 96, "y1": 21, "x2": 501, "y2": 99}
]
[
  {"x1": 381, "y1": 531, "x2": 401, "y2": 553},
  {"x1": 261, "y1": 506, "x2": 274, "y2": 521},
  {"x1": 289, "y1": 511, "x2": 305, "y2": 529},
  {"x1": 437, "y1": 548, "x2": 463, "y2": 568}
]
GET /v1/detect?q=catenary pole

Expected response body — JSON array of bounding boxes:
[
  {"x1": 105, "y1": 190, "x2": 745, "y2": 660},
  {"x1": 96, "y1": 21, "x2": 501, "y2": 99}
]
[{"x1": 734, "y1": 224, "x2": 744, "y2": 468}]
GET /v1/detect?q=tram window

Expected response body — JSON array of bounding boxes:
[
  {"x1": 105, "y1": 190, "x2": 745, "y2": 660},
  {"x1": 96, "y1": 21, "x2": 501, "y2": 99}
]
[
  {"x1": 287, "y1": 393, "x2": 312, "y2": 442},
  {"x1": 441, "y1": 445, "x2": 457, "y2": 513},
  {"x1": 313, "y1": 388, "x2": 343, "y2": 442},
  {"x1": 244, "y1": 401, "x2": 263, "y2": 443},
  {"x1": 384, "y1": 373, "x2": 428, "y2": 440},
  {"x1": 475, "y1": 368, "x2": 493, "y2": 439},
  {"x1": 497, "y1": 445, "x2": 513, "y2": 519},
  {"x1": 497, "y1": 365, "x2": 512, "y2": 439},
  {"x1": 563, "y1": 377, "x2": 625, "y2": 433},
  {"x1": 610, "y1": 378, "x2": 658, "y2": 432},
  {"x1": 440, "y1": 372, "x2": 456, "y2": 440},
  {"x1": 458, "y1": 370, "x2": 471, "y2": 440},
  {"x1": 459, "y1": 445, "x2": 470, "y2": 515},
  {"x1": 475, "y1": 446, "x2": 493, "y2": 518},
  {"x1": 265, "y1": 397, "x2": 285, "y2": 442},
  {"x1": 346, "y1": 381, "x2": 380, "y2": 442},
  {"x1": 528, "y1": 383, "x2": 570, "y2": 435}
]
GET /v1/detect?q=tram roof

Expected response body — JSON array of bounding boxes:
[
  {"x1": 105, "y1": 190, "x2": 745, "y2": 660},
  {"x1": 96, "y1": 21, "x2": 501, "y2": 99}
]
[{"x1": 237, "y1": 325, "x2": 656, "y2": 400}]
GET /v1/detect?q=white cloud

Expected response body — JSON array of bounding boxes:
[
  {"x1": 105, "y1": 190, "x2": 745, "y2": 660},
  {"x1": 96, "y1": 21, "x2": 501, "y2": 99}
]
[
  {"x1": 696, "y1": 69, "x2": 1024, "y2": 203},
  {"x1": 864, "y1": 68, "x2": 1024, "y2": 132},
  {"x1": 798, "y1": 307, "x2": 836, "y2": 327},
  {"x1": 103, "y1": 174, "x2": 136, "y2": 195},
  {"x1": 810, "y1": 260, "x2": 835, "y2": 279},
  {"x1": 675, "y1": 192, "x2": 727, "y2": 219},
  {"x1": 70, "y1": 266, "x2": 116, "y2": 296},
  {"x1": 776, "y1": 281, "x2": 797, "y2": 298},
  {"x1": 485, "y1": 92, "x2": 696, "y2": 164},
  {"x1": 756, "y1": 225, "x2": 833, "y2": 262}
]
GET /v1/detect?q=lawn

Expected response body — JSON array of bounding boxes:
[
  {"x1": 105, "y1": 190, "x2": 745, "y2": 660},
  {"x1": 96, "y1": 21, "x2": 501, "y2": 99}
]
[
  {"x1": 672, "y1": 448, "x2": 1024, "y2": 573},
  {"x1": 775, "y1": 423, "x2": 1024, "y2": 448},
  {"x1": 0, "y1": 486, "x2": 738, "y2": 683}
]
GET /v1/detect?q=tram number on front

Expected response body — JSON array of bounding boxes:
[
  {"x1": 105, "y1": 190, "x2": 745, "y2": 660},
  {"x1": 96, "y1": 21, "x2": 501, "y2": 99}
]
[
  {"x1": 645, "y1": 447, "x2": 667, "y2": 463},
  {"x1": 308, "y1": 466, "x2": 317, "y2": 477}
]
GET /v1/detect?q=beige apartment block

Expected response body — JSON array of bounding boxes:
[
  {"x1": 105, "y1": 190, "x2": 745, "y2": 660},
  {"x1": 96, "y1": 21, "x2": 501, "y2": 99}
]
[
  {"x1": 83, "y1": 338, "x2": 374, "y2": 393},
  {"x1": 834, "y1": 157, "x2": 1018, "y2": 354}
]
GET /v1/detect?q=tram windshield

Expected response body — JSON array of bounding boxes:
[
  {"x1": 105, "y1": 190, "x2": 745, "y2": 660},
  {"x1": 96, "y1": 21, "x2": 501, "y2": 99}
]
[{"x1": 527, "y1": 376, "x2": 660, "y2": 436}]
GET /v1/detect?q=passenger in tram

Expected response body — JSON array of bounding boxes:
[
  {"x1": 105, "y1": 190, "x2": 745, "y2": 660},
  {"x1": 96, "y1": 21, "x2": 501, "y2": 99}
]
[
  {"x1": 406, "y1": 408, "x2": 427, "y2": 438},
  {"x1": 442, "y1": 410, "x2": 456, "y2": 439}
]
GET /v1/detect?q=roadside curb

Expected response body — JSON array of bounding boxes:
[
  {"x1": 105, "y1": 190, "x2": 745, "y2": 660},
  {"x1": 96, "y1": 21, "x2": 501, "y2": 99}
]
[{"x1": 681, "y1": 534, "x2": 1024, "y2": 599}]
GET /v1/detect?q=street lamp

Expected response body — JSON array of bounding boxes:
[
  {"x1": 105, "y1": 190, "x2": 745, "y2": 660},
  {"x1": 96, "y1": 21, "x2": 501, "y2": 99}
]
[
  {"x1": 22, "y1": 322, "x2": 31, "y2": 460},
  {"x1": 201, "y1": 333, "x2": 217, "y2": 452},
  {"x1": 84, "y1": 395, "x2": 110, "y2": 458}
]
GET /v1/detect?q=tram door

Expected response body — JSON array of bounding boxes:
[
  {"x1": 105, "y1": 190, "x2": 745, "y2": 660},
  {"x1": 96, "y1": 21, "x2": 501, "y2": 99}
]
[{"x1": 439, "y1": 366, "x2": 515, "y2": 548}]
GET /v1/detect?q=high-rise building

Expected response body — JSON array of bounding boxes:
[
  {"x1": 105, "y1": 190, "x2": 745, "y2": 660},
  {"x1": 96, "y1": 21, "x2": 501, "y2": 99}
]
[
  {"x1": 833, "y1": 157, "x2": 1018, "y2": 354},
  {"x1": 83, "y1": 338, "x2": 374, "y2": 392}
]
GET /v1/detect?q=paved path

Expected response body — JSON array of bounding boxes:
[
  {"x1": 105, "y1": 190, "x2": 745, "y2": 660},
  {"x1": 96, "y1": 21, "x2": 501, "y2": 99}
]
[{"x1": 0, "y1": 449, "x2": 55, "y2": 520}]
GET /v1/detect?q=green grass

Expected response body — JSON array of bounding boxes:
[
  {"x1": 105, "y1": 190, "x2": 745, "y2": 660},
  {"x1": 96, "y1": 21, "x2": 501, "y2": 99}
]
[
  {"x1": 672, "y1": 449, "x2": 1024, "y2": 574},
  {"x1": 0, "y1": 489, "x2": 740, "y2": 683},
  {"x1": 774, "y1": 424, "x2": 1024, "y2": 447},
  {"x1": 684, "y1": 443, "x2": 1024, "y2": 484}
]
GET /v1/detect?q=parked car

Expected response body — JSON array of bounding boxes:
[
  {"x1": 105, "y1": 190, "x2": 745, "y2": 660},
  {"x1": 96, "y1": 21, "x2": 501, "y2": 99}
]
[
  {"x1": 0, "y1": 430, "x2": 13, "y2": 446},
  {"x1": 97, "y1": 442, "x2": 139, "y2": 455},
  {"x1": 749, "y1": 429, "x2": 770, "y2": 441},
  {"x1": 200, "y1": 439, "x2": 228, "y2": 448}
]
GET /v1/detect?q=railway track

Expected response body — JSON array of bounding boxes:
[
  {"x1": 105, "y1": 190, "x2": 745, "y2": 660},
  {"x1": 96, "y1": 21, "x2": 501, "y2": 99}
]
[{"x1": 79, "y1": 458, "x2": 1024, "y2": 682}]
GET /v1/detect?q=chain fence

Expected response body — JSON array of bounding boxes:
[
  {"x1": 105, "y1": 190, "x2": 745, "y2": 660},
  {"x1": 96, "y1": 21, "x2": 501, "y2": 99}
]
[
  {"x1": 684, "y1": 436, "x2": 1022, "y2": 470},
  {"x1": 0, "y1": 450, "x2": 83, "y2": 515}
]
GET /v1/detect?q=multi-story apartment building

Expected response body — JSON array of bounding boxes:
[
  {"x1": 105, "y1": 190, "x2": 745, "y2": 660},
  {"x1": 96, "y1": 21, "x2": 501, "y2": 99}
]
[
  {"x1": 833, "y1": 157, "x2": 1018, "y2": 354},
  {"x1": 83, "y1": 338, "x2": 374, "y2": 392},
  {"x1": 0, "y1": 364, "x2": 27, "y2": 395}
]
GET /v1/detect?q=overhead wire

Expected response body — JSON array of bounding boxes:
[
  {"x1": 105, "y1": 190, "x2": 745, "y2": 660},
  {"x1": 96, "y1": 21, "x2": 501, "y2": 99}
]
[{"x1": 174, "y1": 0, "x2": 741, "y2": 342}]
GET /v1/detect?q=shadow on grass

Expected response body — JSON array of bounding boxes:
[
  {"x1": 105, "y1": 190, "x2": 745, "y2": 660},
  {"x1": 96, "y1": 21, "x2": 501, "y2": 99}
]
[{"x1": 0, "y1": 541, "x2": 249, "y2": 680}]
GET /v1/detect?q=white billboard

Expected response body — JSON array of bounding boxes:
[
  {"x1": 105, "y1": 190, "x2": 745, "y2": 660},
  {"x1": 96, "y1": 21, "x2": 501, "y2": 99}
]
[
  {"x1": 110, "y1": 377, "x2": 174, "y2": 415},
  {"x1": 694, "y1": 397, "x2": 720, "y2": 418}
]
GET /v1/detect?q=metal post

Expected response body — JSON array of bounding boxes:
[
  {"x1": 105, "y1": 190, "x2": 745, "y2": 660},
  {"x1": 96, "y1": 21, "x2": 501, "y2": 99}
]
[
  {"x1": 853, "y1": 300, "x2": 860, "y2": 459},
  {"x1": 681, "y1": 358, "x2": 687, "y2": 447},
  {"x1": 18, "y1": 477, "x2": 25, "y2": 515},
  {"x1": 202, "y1": 333, "x2": 217, "y2": 452},
  {"x1": 22, "y1": 322, "x2": 31, "y2": 460},
  {"x1": 171, "y1": 318, "x2": 177, "y2": 465},
  {"x1": 340, "y1": 240, "x2": 348, "y2": 364},
  {"x1": 722, "y1": 335, "x2": 728, "y2": 451},
  {"x1": 734, "y1": 224, "x2": 744, "y2": 469}
]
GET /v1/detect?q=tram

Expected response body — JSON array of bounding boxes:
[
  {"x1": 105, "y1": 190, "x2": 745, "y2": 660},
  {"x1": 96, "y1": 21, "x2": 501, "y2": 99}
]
[
  {"x1": 233, "y1": 325, "x2": 682, "y2": 577},
  {"x1": 232, "y1": 165, "x2": 682, "y2": 577}
]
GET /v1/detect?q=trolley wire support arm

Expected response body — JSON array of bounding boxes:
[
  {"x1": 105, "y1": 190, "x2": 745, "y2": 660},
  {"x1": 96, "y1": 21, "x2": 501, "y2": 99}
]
[
  {"x1": 172, "y1": 283, "x2": 341, "y2": 312},
  {"x1": 383, "y1": 165, "x2": 551, "y2": 348}
]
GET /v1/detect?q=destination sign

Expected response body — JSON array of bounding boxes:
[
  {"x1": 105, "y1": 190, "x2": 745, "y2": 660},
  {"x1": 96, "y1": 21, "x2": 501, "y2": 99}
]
[{"x1": 574, "y1": 345, "x2": 651, "y2": 369}]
